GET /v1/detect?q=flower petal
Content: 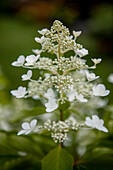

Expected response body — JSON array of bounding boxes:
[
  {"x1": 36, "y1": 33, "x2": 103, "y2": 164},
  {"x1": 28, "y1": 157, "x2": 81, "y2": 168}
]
[
  {"x1": 17, "y1": 130, "x2": 26, "y2": 135},
  {"x1": 22, "y1": 122, "x2": 30, "y2": 130},
  {"x1": 102, "y1": 90, "x2": 110, "y2": 96},
  {"x1": 101, "y1": 126, "x2": 108, "y2": 133},
  {"x1": 92, "y1": 115, "x2": 99, "y2": 123},
  {"x1": 30, "y1": 119, "x2": 37, "y2": 129},
  {"x1": 85, "y1": 117, "x2": 94, "y2": 128},
  {"x1": 25, "y1": 130, "x2": 32, "y2": 135}
]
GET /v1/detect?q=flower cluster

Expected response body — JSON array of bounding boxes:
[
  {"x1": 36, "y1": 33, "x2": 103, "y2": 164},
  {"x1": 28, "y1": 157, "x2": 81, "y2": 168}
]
[
  {"x1": 38, "y1": 20, "x2": 76, "y2": 55},
  {"x1": 43, "y1": 118, "x2": 84, "y2": 143},
  {"x1": 11, "y1": 20, "x2": 109, "y2": 143},
  {"x1": 18, "y1": 115, "x2": 108, "y2": 143},
  {"x1": 11, "y1": 20, "x2": 110, "y2": 110}
]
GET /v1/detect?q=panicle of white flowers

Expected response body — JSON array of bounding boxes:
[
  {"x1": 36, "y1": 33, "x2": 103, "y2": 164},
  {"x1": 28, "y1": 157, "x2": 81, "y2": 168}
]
[
  {"x1": 33, "y1": 55, "x2": 87, "y2": 74},
  {"x1": 17, "y1": 114, "x2": 108, "y2": 143},
  {"x1": 74, "y1": 82, "x2": 93, "y2": 98},
  {"x1": 40, "y1": 20, "x2": 76, "y2": 55},
  {"x1": 11, "y1": 20, "x2": 109, "y2": 108},
  {"x1": 65, "y1": 117, "x2": 84, "y2": 130},
  {"x1": 35, "y1": 57, "x2": 57, "y2": 71},
  {"x1": 28, "y1": 77, "x2": 52, "y2": 98},
  {"x1": 50, "y1": 75, "x2": 73, "y2": 92},
  {"x1": 11, "y1": 20, "x2": 109, "y2": 143},
  {"x1": 42, "y1": 118, "x2": 84, "y2": 143}
]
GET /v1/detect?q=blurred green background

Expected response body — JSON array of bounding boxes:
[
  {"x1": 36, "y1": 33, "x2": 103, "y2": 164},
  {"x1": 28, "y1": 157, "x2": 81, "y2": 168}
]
[{"x1": 0, "y1": 0, "x2": 113, "y2": 169}]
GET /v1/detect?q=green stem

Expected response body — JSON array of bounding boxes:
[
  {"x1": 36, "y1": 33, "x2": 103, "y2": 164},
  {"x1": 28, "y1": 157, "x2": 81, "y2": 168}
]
[
  {"x1": 59, "y1": 109, "x2": 63, "y2": 148},
  {"x1": 59, "y1": 142, "x2": 63, "y2": 148},
  {"x1": 57, "y1": 28, "x2": 63, "y2": 148},
  {"x1": 57, "y1": 29, "x2": 61, "y2": 59},
  {"x1": 60, "y1": 109, "x2": 63, "y2": 121}
]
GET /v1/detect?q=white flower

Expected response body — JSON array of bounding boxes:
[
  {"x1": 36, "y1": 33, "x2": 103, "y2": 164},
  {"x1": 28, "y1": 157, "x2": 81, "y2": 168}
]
[
  {"x1": 91, "y1": 58, "x2": 102, "y2": 65},
  {"x1": 45, "y1": 99, "x2": 58, "y2": 112},
  {"x1": 67, "y1": 89, "x2": 87, "y2": 102},
  {"x1": 76, "y1": 48, "x2": 88, "y2": 57},
  {"x1": 67, "y1": 90, "x2": 76, "y2": 101},
  {"x1": 44, "y1": 88, "x2": 55, "y2": 99},
  {"x1": 22, "y1": 70, "x2": 32, "y2": 81},
  {"x1": 12, "y1": 55, "x2": 25, "y2": 66},
  {"x1": 98, "y1": 99, "x2": 108, "y2": 108},
  {"x1": 86, "y1": 72, "x2": 99, "y2": 81},
  {"x1": 73, "y1": 31, "x2": 81, "y2": 39},
  {"x1": 35, "y1": 36, "x2": 45, "y2": 43},
  {"x1": 17, "y1": 119, "x2": 37, "y2": 135},
  {"x1": 25, "y1": 55, "x2": 40, "y2": 66},
  {"x1": 95, "y1": 98, "x2": 108, "y2": 108},
  {"x1": 66, "y1": 116, "x2": 77, "y2": 127},
  {"x1": 108, "y1": 73, "x2": 113, "y2": 83},
  {"x1": 32, "y1": 95, "x2": 40, "y2": 100},
  {"x1": 38, "y1": 28, "x2": 48, "y2": 35},
  {"x1": 75, "y1": 92, "x2": 88, "y2": 103},
  {"x1": 11, "y1": 86, "x2": 27, "y2": 98},
  {"x1": 93, "y1": 84, "x2": 110, "y2": 96},
  {"x1": 32, "y1": 49, "x2": 42, "y2": 55},
  {"x1": 85, "y1": 115, "x2": 108, "y2": 132}
]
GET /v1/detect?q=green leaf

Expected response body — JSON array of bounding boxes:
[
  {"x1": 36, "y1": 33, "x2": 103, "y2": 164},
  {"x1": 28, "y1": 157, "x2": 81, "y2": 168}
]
[
  {"x1": 24, "y1": 106, "x2": 46, "y2": 117},
  {"x1": 42, "y1": 146, "x2": 74, "y2": 170},
  {"x1": 0, "y1": 156, "x2": 42, "y2": 170},
  {"x1": 13, "y1": 106, "x2": 47, "y2": 122},
  {"x1": 0, "y1": 132, "x2": 44, "y2": 158}
]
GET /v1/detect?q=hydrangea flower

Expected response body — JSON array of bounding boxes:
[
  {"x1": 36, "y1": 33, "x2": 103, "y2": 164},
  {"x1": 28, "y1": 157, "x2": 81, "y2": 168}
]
[
  {"x1": 35, "y1": 36, "x2": 45, "y2": 43},
  {"x1": 95, "y1": 98, "x2": 108, "y2": 108},
  {"x1": 76, "y1": 48, "x2": 88, "y2": 57},
  {"x1": 11, "y1": 86, "x2": 27, "y2": 98},
  {"x1": 67, "y1": 90, "x2": 76, "y2": 102},
  {"x1": 75, "y1": 92, "x2": 88, "y2": 103},
  {"x1": 32, "y1": 49, "x2": 42, "y2": 55},
  {"x1": 38, "y1": 28, "x2": 48, "y2": 35},
  {"x1": 67, "y1": 90, "x2": 87, "y2": 102},
  {"x1": 32, "y1": 95, "x2": 40, "y2": 100},
  {"x1": 12, "y1": 55, "x2": 25, "y2": 66},
  {"x1": 11, "y1": 20, "x2": 110, "y2": 144},
  {"x1": 17, "y1": 119, "x2": 37, "y2": 135},
  {"x1": 85, "y1": 115, "x2": 108, "y2": 132},
  {"x1": 108, "y1": 73, "x2": 113, "y2": 83},
  {"x1": 44, "y1": 88, "x2": 55, "y2": 100},
  {"x1": 86, "y1": 72, "x2": 99, "y2": 81},
  {"x1": 22, "y1": 70, "x2": 32, "y2": 81},
  {"x1": 45, "y1": 99, "x2": 58, "y2": 112},
  {"x1": 93, "y1": 84, "x2": 110, "y2": 96},
  {"x1": 73, "y1": 30, "x2": 81, "y2": 39},
  {"x1": 91, "y1": 58, "x2": 102, "y2": 65},
  {"x1": 25, "y1": 55, "x2": 40, "y2": 66}
]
